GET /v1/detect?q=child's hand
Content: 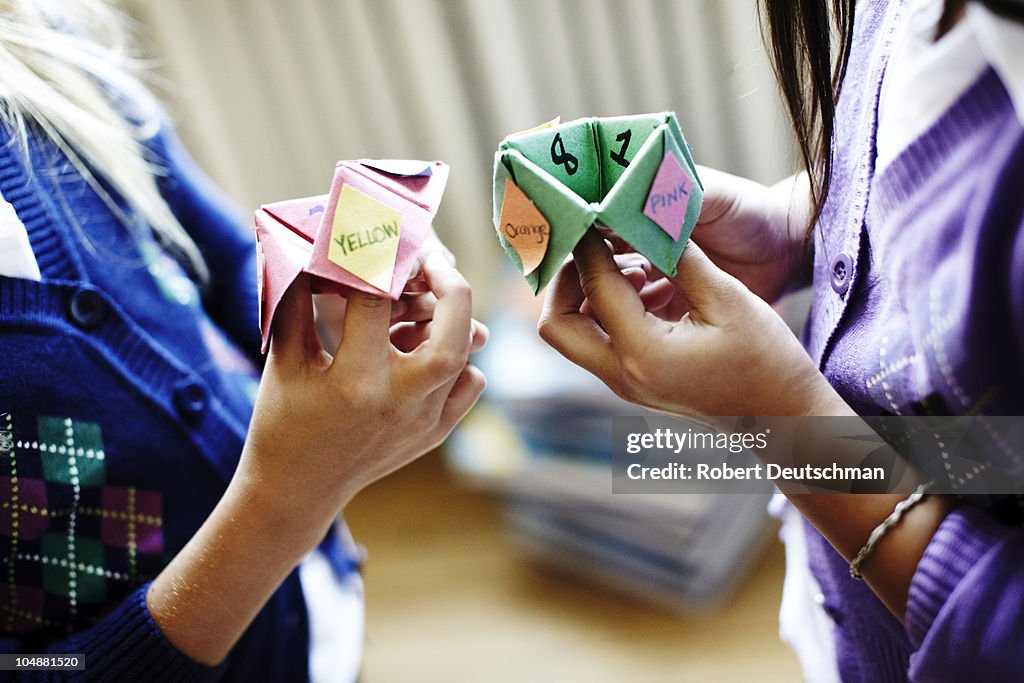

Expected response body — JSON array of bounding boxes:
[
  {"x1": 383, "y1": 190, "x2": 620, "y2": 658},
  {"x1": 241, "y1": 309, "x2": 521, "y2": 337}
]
[
  {"x1": 539, "y1": 232, "x2": 847, "y2": 419},
  {"x1": 148, "y1": 254, "x2": 484, "y2": 666},
  {"x1": 314, "y1": 227, "x2": 483, "y2": 346},
  {"x1": 392, "y1": 226, "x2": 456, "y2": 317},
  {"x1": 634, "y1": 166, "x2": 811, "y2": 325},
  {"x1": 242, "y1": 253, "x2": 485, "y2": 543}
]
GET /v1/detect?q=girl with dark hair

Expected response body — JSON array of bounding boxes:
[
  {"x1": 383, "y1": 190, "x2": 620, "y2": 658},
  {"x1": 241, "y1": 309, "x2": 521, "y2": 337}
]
[{"x1": 539, "y1": 0, "x2": 1024, "y2": 680}]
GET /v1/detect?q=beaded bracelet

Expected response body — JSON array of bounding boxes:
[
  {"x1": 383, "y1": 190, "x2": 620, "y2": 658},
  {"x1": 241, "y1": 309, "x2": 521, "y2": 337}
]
[{"x1": 849, "y1": 482, "x2": 931, "y2": 580}]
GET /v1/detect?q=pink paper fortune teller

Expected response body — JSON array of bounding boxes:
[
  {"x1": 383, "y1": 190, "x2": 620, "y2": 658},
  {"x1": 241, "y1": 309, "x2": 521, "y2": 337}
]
[{"x1": 253, "y1": 159, "x2": 449, "y2": 352}]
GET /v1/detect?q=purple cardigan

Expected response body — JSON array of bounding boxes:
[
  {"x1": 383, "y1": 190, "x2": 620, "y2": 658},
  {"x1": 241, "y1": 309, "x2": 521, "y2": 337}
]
[{"x1": 802, "y1": 0, "x2": 1024, "y2": 680}]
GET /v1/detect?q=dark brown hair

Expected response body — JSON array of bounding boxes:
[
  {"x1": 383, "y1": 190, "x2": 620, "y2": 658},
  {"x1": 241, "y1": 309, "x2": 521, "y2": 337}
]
[
  {"x1": 759, "y1": 0, "x2": 1024, "y2": 231},
  {"x1": 758, "y1": 0, "x2": 855, "y2": 231}
]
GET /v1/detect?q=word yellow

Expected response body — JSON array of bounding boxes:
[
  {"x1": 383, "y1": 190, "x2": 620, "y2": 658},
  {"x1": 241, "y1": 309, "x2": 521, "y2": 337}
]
[{"x1": 333, "y1": 221, "x2": 400, "y2": 257}]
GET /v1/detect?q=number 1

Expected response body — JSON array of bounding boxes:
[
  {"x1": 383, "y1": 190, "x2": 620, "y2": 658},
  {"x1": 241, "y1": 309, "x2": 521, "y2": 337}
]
[{"x1": 609, "y1": 129, "x2": 632, "y2": 168}]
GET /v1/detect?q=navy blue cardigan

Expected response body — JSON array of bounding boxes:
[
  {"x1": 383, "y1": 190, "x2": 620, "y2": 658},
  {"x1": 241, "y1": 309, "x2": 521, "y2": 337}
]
[{"x1": 0, "y1": 121, "x2": 317, "y2": 681}]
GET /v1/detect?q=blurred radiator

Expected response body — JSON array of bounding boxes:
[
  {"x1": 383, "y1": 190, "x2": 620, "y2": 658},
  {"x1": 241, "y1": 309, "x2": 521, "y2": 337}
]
[{"x1": 122, "y1": 0, "x2": 795, "y2": 301}]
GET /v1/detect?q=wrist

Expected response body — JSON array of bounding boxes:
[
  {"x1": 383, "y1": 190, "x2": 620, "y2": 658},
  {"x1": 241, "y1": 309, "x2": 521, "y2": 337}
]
[
  {"x1": 792, "y1": 370, "x2": 855, "y2": 418},
  {"x1": 752, "y1": 350, "x2": 849, "y2": 417},
  {"x1": 147, "y1": 466, "x2": 333, "y2": 665},
  {"x1": 226, "y1": 462, "x2": 339, "y2": 556}
]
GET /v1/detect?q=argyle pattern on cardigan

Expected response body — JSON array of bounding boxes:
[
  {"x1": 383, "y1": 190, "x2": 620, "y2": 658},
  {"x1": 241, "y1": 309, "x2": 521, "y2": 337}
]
[{"x1": 0, "y1": 412, "x2": 165, "y2": 637}]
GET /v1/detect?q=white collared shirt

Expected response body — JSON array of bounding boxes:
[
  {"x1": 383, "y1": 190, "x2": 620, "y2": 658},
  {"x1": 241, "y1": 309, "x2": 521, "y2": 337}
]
[{"x1": 876, "y1": 0, "x2": 1024, "y2": 173}]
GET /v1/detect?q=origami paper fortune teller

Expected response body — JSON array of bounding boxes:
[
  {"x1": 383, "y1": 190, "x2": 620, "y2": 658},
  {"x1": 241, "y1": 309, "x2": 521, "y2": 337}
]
[
  {"x1": 493, "y1": 112, "x2": 703, "y2": 293},
  {"x1": 253, "y1": 159, "x2": 449, "y2": 352}
]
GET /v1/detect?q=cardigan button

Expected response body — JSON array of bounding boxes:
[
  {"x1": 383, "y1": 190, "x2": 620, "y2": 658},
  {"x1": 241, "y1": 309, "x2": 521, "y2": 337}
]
[
  {"x1": 829, "y1": 252, "x2": 853, "y2": 296},
  {"x1": 67, "y1": 289, "x2": 108, "y2": 329},
  {"x1": 173, "y1": 378, "x2": 208, "y2": 421}
]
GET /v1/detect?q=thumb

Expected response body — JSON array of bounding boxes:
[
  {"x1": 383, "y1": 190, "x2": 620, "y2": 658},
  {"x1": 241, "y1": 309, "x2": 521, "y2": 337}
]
[
  {"x1": 573, "y1": 230, "x2": 647, "y2": 343},
  {"x1": 668, "y1": 241, "x2": 743, "y2": 323}
]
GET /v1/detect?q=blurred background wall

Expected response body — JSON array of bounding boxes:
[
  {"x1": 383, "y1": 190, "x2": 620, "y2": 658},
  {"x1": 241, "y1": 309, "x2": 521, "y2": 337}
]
[{"x1": 120, "y1": 0, "x2": 797, "y2": 306}]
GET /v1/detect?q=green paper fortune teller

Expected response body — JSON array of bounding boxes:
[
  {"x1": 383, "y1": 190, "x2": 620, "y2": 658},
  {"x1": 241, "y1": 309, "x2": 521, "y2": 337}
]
[{"x1": 493, "y1": 112, "x2": 704, "y2": 293}]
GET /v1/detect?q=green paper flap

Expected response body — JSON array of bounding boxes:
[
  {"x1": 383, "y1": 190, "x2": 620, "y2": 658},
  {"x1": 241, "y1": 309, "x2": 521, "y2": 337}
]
[
  {"x1": 501, "y1": 150, "x2": 596, "y2": 292},
  {"x1": 597, "y1": 126, "x2": 679, "y2": 275},
  {"x1": 493, "y1": 112, "x2": 703, "y2": 292},
  {"x1": 598, "y1": 124, "x2": 703, "y2": 276},
  {"x1": 661, "y1": 117, "x2": 706, "y2": 266},
  {"x1": 665, "y1": 114, "x2": 703, "y2": 191},
  {"x1": 501, "y1": 119, "x2": 602, "y2": 205},
  {"x1": 595, "y1": 114, "x2": 664, "y2": 195}
]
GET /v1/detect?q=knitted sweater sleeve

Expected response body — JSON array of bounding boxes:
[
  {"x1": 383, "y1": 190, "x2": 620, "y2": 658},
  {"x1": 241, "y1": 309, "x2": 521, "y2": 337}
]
[
  {"x1": 0, "y1": 584, "x2": 222, "y2": 682},
  {"x1": 906, "y1": 506, "x2": 1024, "y2": 681},
  {"x1": 907, "y1": 205, "x2": 1024, "y2": 681}
]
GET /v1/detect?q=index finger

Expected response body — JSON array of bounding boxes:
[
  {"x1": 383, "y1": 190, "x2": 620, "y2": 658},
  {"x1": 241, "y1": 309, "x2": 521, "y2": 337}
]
[
  {"x1": 572, "y1": 231, "x2": 648, "y2": 343},
  {"x1": 405, "y1": 252, "x2": 473, "y2": 389},
  {"x1": 403, "y1": 232, "x2": 457, "y2": 293}
]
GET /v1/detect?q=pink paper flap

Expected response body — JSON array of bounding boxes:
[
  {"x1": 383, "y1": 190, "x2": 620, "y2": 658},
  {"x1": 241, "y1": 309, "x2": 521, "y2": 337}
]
[
  {"x1": 261, "y1": 194, "x2": 330, "y2": 243},
  {"x1": 344, "y1": 160, "x2": 449, "y2": 215},
  {"x1": 255, "y1": 161, "x2": 447, "y2": 354},
  {"x1": 306, "y1": 164, "x2": 433, "y2": 299},
  {"x1": 254, "y1": 209, "x2": 314, "y2": 352}
]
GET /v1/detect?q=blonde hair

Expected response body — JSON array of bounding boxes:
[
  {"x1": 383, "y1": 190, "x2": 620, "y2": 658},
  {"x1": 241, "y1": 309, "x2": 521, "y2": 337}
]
[{"x1": 0, "y1": 0, "x2": 207, "y2": 282}]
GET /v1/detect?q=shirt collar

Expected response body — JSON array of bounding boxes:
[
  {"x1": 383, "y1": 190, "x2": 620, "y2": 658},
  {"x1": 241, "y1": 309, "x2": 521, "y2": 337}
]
[{"x1": 968, "y1": 3, "x2": 1024, "y2": 126}]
